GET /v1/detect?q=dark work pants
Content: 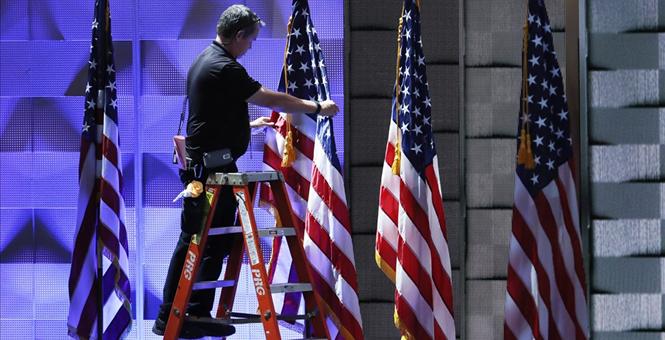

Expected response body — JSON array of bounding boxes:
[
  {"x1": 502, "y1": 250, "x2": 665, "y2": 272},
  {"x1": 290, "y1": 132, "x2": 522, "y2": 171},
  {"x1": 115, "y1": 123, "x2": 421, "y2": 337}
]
[{"x1": 157, "y1": 167, "x2": 241, "y2": 321}]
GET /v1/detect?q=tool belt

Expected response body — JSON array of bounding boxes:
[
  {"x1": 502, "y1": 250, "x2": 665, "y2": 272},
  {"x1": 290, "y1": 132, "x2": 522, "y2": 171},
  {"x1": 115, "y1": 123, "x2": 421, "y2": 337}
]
[{"x1": 178, "y1": 148, "x2": 234, "y2": 184}]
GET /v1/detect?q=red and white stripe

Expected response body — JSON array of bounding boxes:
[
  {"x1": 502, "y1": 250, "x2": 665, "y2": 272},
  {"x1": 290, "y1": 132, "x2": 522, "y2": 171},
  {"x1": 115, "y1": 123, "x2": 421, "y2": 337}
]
[
  {"x1": 504, "y1": 162, "x2": 589, "y2": 340},
  {"x1": 69, "y1": 102, "x2": 131, "y2": 339},
  {"x1": 68, "y1": 123, "x2": 100, "y2": 338},
  {"x1": 375, "y1": 120, "x2": 456, "y2": 340},
  {"x1": 262, "y1": 112, "x2": 364, "y2": 339}
]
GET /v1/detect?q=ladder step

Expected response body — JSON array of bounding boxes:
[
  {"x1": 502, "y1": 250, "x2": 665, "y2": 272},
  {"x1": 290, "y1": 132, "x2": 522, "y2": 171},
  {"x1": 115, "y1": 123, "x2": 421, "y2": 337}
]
[
  {"x1": 192, "y1": 279, "x2": 235, "y2": 291},
  {"x1": 208, "y1": 226, "x2": 242, "y2": 236},
  {"x1": 259, "y1": 227, "x2": 296, "y2": 238},
  {"x1": 226, "y1": 312, "x2": 315, "y2": 324},
  {"x1": 185, "y1": 315, "x2": 232, "y2": 325},
  {"x1": 207, "y1": 171, "x2": 282, "y2": 186},
  {"x1": 209, "y1": 226, "x2": 296, "y2": 237},
  {"x1": 270, "y1": 283, "x2": 312, "y2": 294}
]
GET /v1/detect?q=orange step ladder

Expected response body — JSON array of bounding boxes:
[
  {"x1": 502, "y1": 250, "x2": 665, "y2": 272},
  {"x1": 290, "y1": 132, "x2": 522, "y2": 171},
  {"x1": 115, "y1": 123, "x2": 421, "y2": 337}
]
[{"x1": 164, "y1": 171, "x2": 330, "y2": 340}]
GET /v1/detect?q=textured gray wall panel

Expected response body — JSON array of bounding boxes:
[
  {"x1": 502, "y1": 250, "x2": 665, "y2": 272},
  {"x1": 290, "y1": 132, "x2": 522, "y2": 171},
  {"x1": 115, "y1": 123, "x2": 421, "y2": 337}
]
[
  {"x1": 420, "y1": 0, "x2": 459, "y2": 64},
  {"x1": 466, "y1": 209, "x2": 512, "y2": 279},
  {"x1": 354, "y1": 234, "x2": 395, "y2": 301},
  {"x1": 591, "y1": 145, "x2": 661, "y2": 182},
  {"x1": 593, "y1": 258, "x2": 663, "y2": 293},
  {"x1": 592, "y1": 294, "x2": 663, "y2": 331},
  {"x1": 466, "y1": 138, "x2": 515, "y2": 208},
  {"x1": 464, "y1": 0, "x2": 564, "y2": 64},
  {"x1": 466, "y1": 280, "x2": 506, "y2": 339},
  {"x1": 465, "y1": 68, "x2": 521, "y2": 110},
  {"x1": 349, "y1": 0, "x2": 402, "y2": 30},
  {"x1": 350, "y1": 31, "x2": 397, "y2": 98},
  {"x1": 435, "y1": 132, "x2": 461, "y2": 200},
  {"x1": 589, "y1": 33, "x2": 662, "y2": 69},
  {"x1": 588, "y1": 2, "x2": 665, "y2": 337},
  {"x1": 593, "y1": 332, "x2": 665, "y2": 340},
  {"x1": 445, "y1": 201, "x2": 462, "y2": 269},
  {"x1": 359, "y1": 302, "x2": 402, "y2": 339},
  {"x1": 466, "y1": 31, "x2": 565, "y2": 67},
  {"x1": 588, "y1": 0, "x2": 662, "y2": 33},
  {"x1": 660, "y1": 34, "x2": 665, "y2": 69},
  {"x1": 465, "y1": 0, "x2": 524, "y2": 34},
  {"x1": 465, "y1": 100, "x2": 517, "y2": 138},
  {"x1": 590, "y1": 108, "x2": 664, "y2": 144},
  {"x1": 593, "y1": 219, "x2": 662, "y2": 257},
  {"x1": 589, "y1": 70, "x2": 663, "y2": 108},
  {"x1": 591, "y1": 183, "x2": 662, "y2": 219},
  {"x1": 349, "y1": 99, "x2": 392, "y2": 165},
  {"x1": 452, "y1": 269, "x2": 462, "y2": 334},
  {"x1": 465, "y1": 68, "x2": 527, "y2": 137},
  {"x1": 349, "y1": 0, "x2": 458, "y2": 63},
  {"x1": 428, "y1": 65, "x2": 460, "y2": 133},
  {"x1": 350, "y1": 166, "x2": 382, "y2": 234}
]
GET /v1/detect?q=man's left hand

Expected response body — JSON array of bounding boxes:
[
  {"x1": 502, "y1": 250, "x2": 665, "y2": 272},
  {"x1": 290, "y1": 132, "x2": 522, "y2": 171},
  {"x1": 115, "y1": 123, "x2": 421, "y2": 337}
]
[{"x1": 250, "y1": 116, "x2": 275, "y2": 128}]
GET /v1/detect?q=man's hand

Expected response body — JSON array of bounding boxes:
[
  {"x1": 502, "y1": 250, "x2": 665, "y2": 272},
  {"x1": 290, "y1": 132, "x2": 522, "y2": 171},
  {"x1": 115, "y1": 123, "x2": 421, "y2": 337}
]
[
  {"x1": 250, "y1": 116, "x2": 275, "y2": 128},
  {"x1": 318, "y1": 100, "x2": 338, "y2": 117}
]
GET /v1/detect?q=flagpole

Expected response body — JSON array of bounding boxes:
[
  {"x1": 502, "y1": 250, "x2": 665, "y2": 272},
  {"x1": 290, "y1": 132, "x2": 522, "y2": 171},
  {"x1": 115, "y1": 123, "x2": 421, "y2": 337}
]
[
  {"x1": 95, "y1": 1, "x2": 109, "y2": 338},
  {"x1": 96, "y1": 89, "x2": 106, "y2": 340},
  {"x1": 133, "y1": 0, "x2": 146, "y2": 334}
]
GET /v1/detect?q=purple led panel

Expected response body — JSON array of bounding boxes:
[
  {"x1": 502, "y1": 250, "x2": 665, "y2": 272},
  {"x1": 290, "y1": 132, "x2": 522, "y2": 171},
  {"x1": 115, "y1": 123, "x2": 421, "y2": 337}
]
[{"x1": 1, "y1": 1, "x2": 344, "y2": 338}]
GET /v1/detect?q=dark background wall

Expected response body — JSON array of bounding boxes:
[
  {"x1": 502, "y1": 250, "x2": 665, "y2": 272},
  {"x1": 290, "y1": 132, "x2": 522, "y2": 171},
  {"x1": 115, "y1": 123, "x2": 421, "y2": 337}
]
[
  {"x1": 347, "y1": 0, "x2": 665, "y2": 339},
  {"x1": 588, "y1": 0, "x2": 665, "y2": 339}
]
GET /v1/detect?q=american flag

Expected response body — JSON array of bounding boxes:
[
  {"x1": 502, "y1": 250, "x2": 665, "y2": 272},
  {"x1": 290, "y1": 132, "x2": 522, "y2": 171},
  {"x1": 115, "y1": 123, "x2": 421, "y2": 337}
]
[
  {"x1": 374, "y1": 1, "x2": 456, "y2": 339},
  {"x1": 67, "y1": 0, "x2": 132, "y2": 338},
  {"x1": 261, "y1": 0, "x2": 364, "y2": 339},
  {"x1": 503, "y1": 1, "x2": 589, "y2": 339}
]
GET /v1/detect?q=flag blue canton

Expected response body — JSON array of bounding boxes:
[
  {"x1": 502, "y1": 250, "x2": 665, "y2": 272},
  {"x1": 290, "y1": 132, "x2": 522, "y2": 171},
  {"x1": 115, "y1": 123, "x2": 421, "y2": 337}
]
[
  {"x1": 84, "y1": 6, "x2": 120, "y2": 141},
  {"x1": 394, "y1": 0, "x2": 436, "y2": 176},
  {"x1": 517, "y1": 0, "x2": 572, "y2": 195},
  {"x1": 282, "y1": 0, "x2": 341, "y2": 171}
]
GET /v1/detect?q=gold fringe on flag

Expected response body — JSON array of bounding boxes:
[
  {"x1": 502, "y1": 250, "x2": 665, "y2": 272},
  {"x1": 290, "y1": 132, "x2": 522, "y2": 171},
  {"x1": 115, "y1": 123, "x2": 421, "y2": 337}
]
[
  {"x1": 391, "y1": 10, "x2": 405, "y2": 176},
  {"x1": 281, "y1": 16, "x2": 296, "y2": 168},
  {"x1": 281, "y1": 116, "x2": 297, "y2": 167},
  {"x1": 516, "y1": 22, "x2": 535, "y2": 170},
  {"x1": 392, "y1": 140, "x2": 402, "y2": 175}
]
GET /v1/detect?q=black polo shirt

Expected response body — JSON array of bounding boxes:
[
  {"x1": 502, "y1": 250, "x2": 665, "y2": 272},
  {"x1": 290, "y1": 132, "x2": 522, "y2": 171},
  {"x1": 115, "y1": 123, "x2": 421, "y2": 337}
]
[{"x1": 185, "y1": 40, "x2": 262, "y2": 162}]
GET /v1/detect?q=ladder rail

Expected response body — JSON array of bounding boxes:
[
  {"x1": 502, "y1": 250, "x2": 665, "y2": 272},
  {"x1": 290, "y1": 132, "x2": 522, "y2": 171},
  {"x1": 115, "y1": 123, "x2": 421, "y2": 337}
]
[
  {"x1": 164, "y1": 172, "x2": 331, "y2": 340},
  {"x1": 164, "y1": 186, "x2": 221, "y2": 340},
  {"x1": 269, "y1": 179, "x2": 331, "y2": 339}
]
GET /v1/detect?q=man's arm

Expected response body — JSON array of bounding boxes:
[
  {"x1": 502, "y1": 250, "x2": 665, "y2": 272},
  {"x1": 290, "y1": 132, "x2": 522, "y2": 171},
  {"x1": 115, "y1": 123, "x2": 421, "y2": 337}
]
[{"x1": 247, "y1": 87, "x2": 338, "y2": 116}]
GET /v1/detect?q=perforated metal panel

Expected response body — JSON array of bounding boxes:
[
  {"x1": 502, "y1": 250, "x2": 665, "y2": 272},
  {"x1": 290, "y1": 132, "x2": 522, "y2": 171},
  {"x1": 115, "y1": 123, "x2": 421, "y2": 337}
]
[
  {"x1": 588, "y1": 0, "x2": 665, "y2": 337},
  {"x1": 0, "y1": 1, "x2": 344, "y2": 339}
]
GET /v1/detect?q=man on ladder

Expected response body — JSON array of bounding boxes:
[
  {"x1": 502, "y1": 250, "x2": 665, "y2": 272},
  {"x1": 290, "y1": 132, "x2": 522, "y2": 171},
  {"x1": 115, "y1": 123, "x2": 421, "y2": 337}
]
[{"x1": 152, "y1": 4, "x2": 339, "y2": 338}]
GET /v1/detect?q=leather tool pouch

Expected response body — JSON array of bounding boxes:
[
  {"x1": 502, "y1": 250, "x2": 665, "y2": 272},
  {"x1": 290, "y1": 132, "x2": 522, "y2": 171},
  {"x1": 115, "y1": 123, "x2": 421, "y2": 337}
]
[{"x1": 202, "y1": 148, "x2": 233, "y2": 169}]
